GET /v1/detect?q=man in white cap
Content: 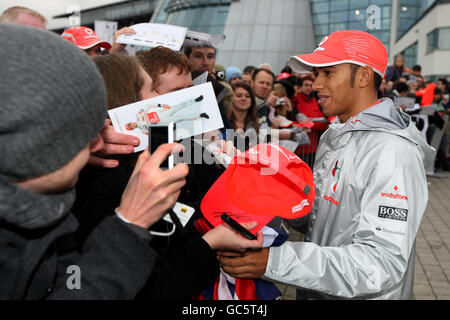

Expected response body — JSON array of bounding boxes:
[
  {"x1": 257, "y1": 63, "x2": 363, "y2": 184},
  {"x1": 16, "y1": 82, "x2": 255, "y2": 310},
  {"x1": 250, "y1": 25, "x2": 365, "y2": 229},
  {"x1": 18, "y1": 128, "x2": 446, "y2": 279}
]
[{"x1": 219, "y1": 30, "x2": 435, "y2": 300}]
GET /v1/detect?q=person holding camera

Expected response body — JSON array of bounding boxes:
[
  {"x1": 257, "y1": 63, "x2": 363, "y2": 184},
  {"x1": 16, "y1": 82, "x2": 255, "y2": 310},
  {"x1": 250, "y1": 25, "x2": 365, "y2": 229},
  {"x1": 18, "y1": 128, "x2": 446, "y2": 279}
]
[{"x1": 0, "y1": 25, "x2": 262, "y2": 300}]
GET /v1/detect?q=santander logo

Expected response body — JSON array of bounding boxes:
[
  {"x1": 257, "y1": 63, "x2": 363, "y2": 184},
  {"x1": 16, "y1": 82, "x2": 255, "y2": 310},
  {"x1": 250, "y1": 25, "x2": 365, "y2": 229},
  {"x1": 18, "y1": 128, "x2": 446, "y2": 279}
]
[{"x1": 381, "y1": 185, "x2": 408, "y2": 200}]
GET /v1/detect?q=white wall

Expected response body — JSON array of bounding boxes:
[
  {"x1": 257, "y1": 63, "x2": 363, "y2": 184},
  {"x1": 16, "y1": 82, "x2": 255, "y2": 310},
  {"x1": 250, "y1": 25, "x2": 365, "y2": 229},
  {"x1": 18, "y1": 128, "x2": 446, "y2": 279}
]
[
  {"x1": 216, "y1": 0, "x2": 315, "y2": 75},
  {"x1": 391, "y1": 3, "x2": 450, "y2": 77}
]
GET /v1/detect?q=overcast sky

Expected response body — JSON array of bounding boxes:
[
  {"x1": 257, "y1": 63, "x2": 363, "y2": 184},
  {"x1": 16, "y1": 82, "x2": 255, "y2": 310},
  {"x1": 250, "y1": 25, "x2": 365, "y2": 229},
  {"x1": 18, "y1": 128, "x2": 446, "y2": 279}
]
[{"x1": 0, "y1": 0, "x2": 128, "y2": 29}]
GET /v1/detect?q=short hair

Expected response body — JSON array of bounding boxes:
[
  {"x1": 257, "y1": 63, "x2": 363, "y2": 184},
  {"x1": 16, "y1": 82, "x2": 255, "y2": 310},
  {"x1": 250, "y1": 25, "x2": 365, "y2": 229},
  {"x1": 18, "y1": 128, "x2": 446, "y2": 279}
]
[
  {"x1": 251, "y1": 68, "x2": 275, "y2": 83},
  {"x1": 393, "y1": 81, "x2": 409, "y2": 94},
  {"x1": 437, "y1": 78, "x2": 448, "y2": 87},
  {"x1": 137, "y1": 46, "x2": 191, "y2": 90},
  {"x1": 0, "y1": 6, "x2": 47, "y2": 25},
  {"x1": 183, "y1": 46, "x2": 216, "y2": 58},
  {"x1": 92, "y1": 54, "x2": 143, "y2": 110},
  {"x1": 349, "y1": 64, "x2": 382, "y2": 93},
  {"x1": 412, "y1": 65, "x2": 421, "y2": 72},
  {"x1": 301, "y1": 75, "x2": 314, "y2": 84},
  {"x1": 243, "y1": 65, "x2": 256, "y2": 74}
]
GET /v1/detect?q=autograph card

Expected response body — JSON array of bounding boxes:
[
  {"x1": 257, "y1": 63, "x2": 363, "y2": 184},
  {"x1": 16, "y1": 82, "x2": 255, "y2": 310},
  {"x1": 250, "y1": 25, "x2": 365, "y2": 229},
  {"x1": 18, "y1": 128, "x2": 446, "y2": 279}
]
[
  {"x1": 108, "y1": 82, "x2": 223, "y2": 152},
  {"x1": 116, "y1": 23, "x2": 187, "y2": 51}
]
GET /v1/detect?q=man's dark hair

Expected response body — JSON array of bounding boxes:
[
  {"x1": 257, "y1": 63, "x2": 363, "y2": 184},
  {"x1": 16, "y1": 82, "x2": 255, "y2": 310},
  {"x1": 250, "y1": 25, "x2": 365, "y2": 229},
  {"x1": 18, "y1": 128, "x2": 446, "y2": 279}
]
[
  {"x1": 280, "y1": 64, "x2": 292, "y2": 74},
  {"x1": 437, "y1": 78, "x2": 448, "y2": 89},
  {"x1": 349, "y1": 64, "x2": 382, "y2": 93},
  {"x1": 412, "y1": 65, "x2": 421, "y2": 72},
  {"x1": 243, "y1": 65, "x2": 256, "y2": 74},
  {"x1": 251, "y1": 68, "x2": 275, "y2": 83},
  {"x1": 393, "y1": 81, "x2": 409, "y2": 94},
  {"x1": 301, "y1": 75, "x2": 314, "y2": 83}
]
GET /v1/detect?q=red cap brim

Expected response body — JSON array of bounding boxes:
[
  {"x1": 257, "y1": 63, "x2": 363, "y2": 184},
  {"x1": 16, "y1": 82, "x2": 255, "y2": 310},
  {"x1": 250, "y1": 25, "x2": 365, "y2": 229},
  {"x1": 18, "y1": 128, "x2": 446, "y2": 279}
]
[{"x1": 78, "y1": 40, "x2": 112, "y2": 50}]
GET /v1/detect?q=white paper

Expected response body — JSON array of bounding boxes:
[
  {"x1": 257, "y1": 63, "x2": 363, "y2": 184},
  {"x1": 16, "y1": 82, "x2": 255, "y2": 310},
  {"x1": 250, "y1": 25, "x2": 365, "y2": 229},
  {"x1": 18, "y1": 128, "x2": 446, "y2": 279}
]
[
  {"x1": 394, "y1": 96, "x2": 415, "y2": 110},
  {"x1": 116, "y1": 23, "x2": 187, "y2": 51},
  {"x1": 183, "y1": 30, "x2": 226, "y2": 48},
  {"x1": 94, "y1": 20, "x2": 117, "y2": 47},
  {"x1": 108, "y1": 82, "x2": 224, "y2": 152},
  {"x1": 163, "y1": 202, "x2": 195, "y2": 227}
]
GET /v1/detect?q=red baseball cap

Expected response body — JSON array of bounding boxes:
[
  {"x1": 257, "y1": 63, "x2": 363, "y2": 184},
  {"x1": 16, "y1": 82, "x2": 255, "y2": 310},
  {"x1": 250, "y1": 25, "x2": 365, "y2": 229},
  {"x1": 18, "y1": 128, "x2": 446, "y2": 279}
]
[
  {"x1": 201, "y1": 144, "x2": 315, "y2": 234},
  {"x1": 289, "y1": 30, "x2": 388, "y2": 77},
  {"x1": 61, "y1": 26, "x2": 112, "y2": 50}
]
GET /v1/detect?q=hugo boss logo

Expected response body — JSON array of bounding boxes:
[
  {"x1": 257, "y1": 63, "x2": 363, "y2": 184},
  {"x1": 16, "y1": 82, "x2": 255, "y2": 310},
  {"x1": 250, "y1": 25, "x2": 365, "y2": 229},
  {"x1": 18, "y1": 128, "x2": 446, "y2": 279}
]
[{"x1": 378, "y1": 205, "x2": 408, "y2": 222}]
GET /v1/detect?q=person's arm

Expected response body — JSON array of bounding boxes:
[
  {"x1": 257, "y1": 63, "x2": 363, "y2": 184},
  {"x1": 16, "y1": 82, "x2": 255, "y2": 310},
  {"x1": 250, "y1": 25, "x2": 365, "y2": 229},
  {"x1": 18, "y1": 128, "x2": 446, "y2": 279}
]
[
  {"x1": 221, "y1": 140, "x2": 428, "y2": 298},
  {"x1": 48, "y1": 214, "x2": 158, "y2": 300},
  {"x1": 136, "y1": 222, "x2": 263, "y2": 300},
  {"x1": 48, "y1": 144, "x2": 189, "y2": 299},
  {"x1": 109, "y1": 27, "x2": 136, "y2": 54}
]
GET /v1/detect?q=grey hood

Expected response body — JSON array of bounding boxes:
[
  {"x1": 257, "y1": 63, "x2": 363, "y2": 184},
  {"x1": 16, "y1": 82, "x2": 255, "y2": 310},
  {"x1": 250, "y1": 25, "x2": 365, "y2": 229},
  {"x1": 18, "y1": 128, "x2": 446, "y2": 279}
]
[
  {"x1": 264, "y1": 98, "x2": 432, "y2": 299},
  {"x1": 327, "y1": 98, "x2": 435, "y2": 170},
  {"x1": 0, "y1": 175, "x2": 75, "y2": 230}
]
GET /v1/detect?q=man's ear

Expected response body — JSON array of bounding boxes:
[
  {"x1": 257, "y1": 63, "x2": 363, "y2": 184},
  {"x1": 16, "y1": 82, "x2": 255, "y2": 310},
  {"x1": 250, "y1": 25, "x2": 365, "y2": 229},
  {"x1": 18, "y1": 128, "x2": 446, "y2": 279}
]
[{"x1": 359, "y1": 66, "x2": 373, "y2": 89}]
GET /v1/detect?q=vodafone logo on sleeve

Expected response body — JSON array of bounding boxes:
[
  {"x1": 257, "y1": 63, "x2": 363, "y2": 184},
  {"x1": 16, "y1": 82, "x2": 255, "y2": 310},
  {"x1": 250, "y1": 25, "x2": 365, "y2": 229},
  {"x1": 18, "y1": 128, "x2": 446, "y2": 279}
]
[{"x1": 380, "y1": 185, "x2": 408, "y2": 200}]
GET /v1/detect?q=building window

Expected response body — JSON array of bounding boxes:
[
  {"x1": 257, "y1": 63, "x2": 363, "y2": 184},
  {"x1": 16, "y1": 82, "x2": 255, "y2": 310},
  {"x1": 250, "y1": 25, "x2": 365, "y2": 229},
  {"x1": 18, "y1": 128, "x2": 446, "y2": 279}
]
[
  {"x1": 310, "y1": 0, "x2": 391, "y2": 51},
  {"x1": 401, "y1": 42, "x2": 418, "y2": 69},
  {"x1": 438, "y1": 28, "x2": 450, "y2": 51},
  {"x1": 161, "y1": 0, "x2": 231, "y2": 35},
  {"x1": 427, "y1": 28, "x2": 450, "y2": 54}
]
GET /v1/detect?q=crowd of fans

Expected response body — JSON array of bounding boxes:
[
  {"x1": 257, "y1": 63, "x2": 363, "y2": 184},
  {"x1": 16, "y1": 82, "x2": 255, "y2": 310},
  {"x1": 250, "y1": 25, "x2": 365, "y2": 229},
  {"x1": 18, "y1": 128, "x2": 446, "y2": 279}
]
[{"x1": 0, "y1": 5, "x2": 448, "y2": 300}]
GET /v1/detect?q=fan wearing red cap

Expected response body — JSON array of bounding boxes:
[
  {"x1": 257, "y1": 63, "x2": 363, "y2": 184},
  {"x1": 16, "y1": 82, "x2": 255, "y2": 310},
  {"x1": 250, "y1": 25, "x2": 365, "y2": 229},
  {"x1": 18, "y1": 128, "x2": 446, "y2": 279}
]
[
  {"x1": 62, "y1": 26, "x2": 112, "y2": 57},
  {"x1": 218, "y1": 30, "x2": 433, "y2": 300}
]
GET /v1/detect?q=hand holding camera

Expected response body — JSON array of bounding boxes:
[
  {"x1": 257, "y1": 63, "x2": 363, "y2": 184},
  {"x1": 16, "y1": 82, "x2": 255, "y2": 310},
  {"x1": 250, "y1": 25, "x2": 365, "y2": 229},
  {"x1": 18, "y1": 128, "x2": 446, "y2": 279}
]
[{"x1": 117, "y1": 143, "x2": 188, "y2": 229}]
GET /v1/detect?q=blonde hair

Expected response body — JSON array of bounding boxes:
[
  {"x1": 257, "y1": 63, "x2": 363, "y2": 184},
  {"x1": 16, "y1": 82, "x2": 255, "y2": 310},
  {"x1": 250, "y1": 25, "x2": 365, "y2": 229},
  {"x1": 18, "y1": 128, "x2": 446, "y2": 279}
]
[
  {"x1": 273, "y1": 83, "x2": 288, "y2": 117},
  {"x1": 0, "y1": 6, "x2": 47, "y2": 25}
]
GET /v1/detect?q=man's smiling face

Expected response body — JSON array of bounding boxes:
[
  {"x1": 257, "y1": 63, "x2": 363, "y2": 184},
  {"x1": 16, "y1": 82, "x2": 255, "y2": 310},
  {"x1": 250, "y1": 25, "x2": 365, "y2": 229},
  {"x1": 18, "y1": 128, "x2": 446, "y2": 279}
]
[{"x1": 313, "y1": 64, "x2": 359, "y2": 122}]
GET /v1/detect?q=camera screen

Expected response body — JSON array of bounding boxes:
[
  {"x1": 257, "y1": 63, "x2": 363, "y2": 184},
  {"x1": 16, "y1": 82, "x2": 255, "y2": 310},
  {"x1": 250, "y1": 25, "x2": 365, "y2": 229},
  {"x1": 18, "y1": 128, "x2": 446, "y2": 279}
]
[{"x1": 149, "y1": 126, "x2": 170, "y2": 168}]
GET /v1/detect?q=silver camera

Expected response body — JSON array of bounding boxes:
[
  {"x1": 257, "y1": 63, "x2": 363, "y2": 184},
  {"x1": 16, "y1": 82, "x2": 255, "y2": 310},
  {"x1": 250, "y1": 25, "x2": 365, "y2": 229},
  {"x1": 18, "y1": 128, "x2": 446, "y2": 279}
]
[{"x1": 276, "y1": 98, "x2": 285, "y2": 105}]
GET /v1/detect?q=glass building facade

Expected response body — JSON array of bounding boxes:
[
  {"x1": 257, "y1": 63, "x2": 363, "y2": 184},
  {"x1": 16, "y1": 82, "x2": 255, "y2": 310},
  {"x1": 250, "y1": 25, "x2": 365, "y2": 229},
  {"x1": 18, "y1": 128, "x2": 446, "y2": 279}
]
[
  {"x1": 396, "y1": 0, "x2": 436, "y2": 38},
  {"x1": 401, "y1": 42, "x2": 418, "y2": 68},
  {"x1": 310, "y1": 0, "x2": 392, "y2": 52},
  {"x1": 154, "y1": 0, "x2": 232, "y2": 35}
]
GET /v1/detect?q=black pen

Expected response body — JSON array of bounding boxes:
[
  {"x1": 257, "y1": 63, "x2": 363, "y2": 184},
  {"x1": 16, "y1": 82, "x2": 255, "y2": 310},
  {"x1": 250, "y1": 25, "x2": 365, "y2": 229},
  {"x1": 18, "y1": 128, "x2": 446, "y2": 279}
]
[{"x1": 220, "y1": 213, "x2": 257, "y2": 240}]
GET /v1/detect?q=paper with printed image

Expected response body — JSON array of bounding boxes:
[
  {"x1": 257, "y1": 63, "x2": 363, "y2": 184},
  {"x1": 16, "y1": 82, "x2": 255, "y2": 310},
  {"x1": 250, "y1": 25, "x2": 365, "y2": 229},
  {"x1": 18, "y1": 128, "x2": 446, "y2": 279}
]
[
  {"x1": 116, "y1": 23, "x2": 187, "y2": 51},
  {"x1": 183, "y1": 30, "x2": 226, "y2": 48},
  {"x1": 108, "y1": 82, "x2": 223, "y2": 153}
]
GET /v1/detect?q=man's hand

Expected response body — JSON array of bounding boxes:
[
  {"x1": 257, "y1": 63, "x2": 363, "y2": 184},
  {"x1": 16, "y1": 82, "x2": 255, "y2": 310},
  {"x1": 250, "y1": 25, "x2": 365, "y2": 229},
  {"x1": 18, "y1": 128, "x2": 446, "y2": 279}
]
[
  {"x1": 109, "y1": 27, "x2": 136, "y2": 54},
  {"x1": 118, "y1": 143, "x2": 188, "y2": 229},
  {"x1": 88, "y1": 119, "x2": 140, "y2": 168},
  {"x1": 217, "y1": 248, "x2": 269, "y2": 279}
]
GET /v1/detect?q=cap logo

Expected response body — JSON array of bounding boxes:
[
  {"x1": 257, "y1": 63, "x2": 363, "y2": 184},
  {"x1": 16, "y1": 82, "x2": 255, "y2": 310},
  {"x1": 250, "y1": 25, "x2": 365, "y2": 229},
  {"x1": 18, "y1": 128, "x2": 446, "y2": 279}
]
[
  {"x1": 314, "y1": 36, "x2": 328, "y2": 52},
  {"x1": 85, "y1": 28, "x2": 93, "y2": 35},
  {"x1": 292, "y1": 199, "x2": 309, "y2": 213}
]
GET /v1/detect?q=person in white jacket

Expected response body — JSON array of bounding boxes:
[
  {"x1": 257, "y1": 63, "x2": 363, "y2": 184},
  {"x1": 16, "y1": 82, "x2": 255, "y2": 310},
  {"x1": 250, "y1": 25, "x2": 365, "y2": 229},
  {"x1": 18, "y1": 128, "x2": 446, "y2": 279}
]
[{"x1": 218, "y1": 30, "x2": 435, "y2": 299}]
